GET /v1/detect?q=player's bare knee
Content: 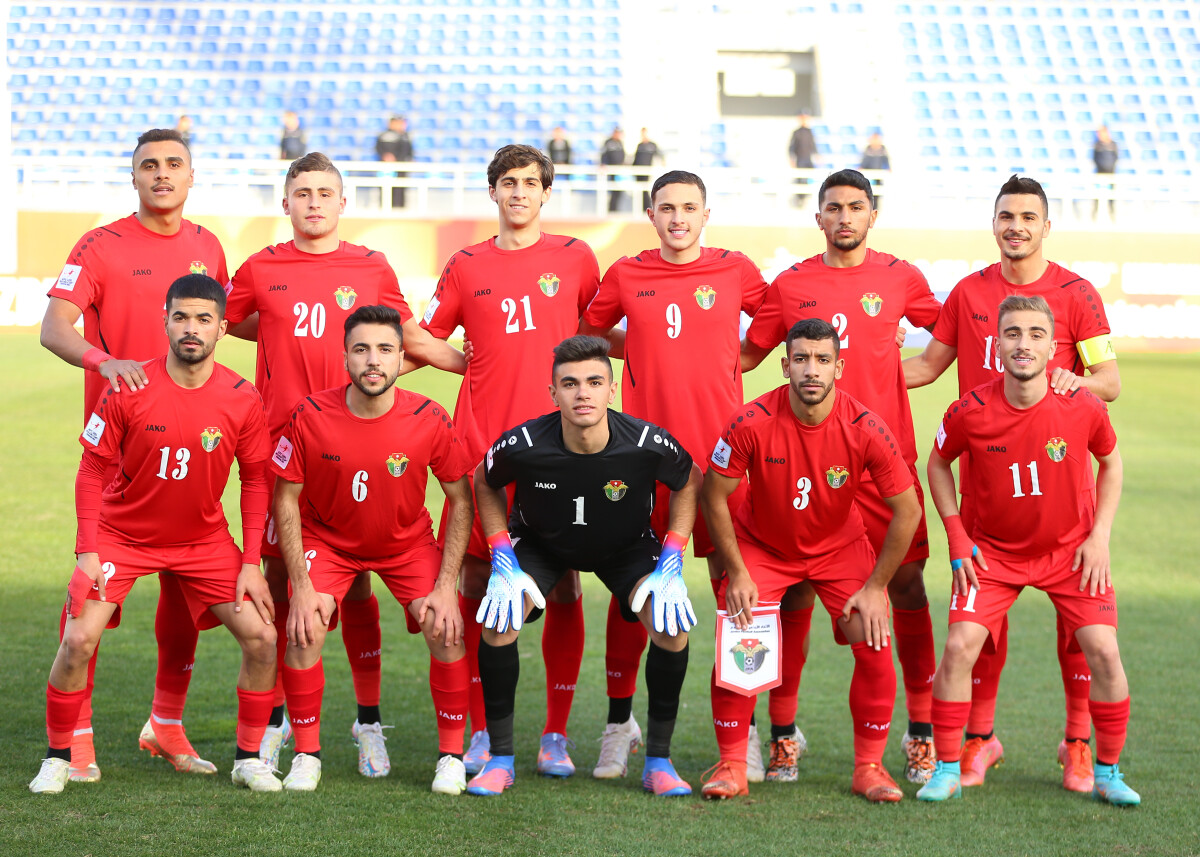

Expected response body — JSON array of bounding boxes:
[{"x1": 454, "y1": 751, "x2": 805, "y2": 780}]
[
  {"x1": 1080, "y1": 633, "x2": 1123, "y2": 682},
  {"x1": 941, "y1": 628, "x2": 984, "y2": 672},
  {"x1": 886, "y1": 560, "x2": 928, "y2": 607},
  {"x1": 426, "y1": 635, "x2": 466, "y2": 662},
  {"x1": 285, "y1": 640, "x2": 322, "y2": 671},
  {"x1": 648, "y1": 629, "x2": 688, "y2": 652},
  {"x1": 781, "y1": 582, "x2": 816, "y2": 611},
  {"x1": 345, "y1": 571, "x2": 372, "y2": 601},
  {"x1": 482, "y1": 626, "x2": 520, "y2": 647},
  {"x1": 59, "y1": 628, "x2": 100, "y2": 669},
  {"x1": 547, "y1": 570, "x2": 581, "y2": 603}
]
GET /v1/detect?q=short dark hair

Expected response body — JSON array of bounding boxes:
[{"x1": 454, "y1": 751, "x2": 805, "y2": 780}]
[
  {"x1": 166, "y1": 274, "x2": 226, "y2": 317},
  {"x1": 995, "y1": 174, "x2": 1048, "y2": 218},
  {"x1": 285, "y1": 152, "x2": 343, "y2": 192},
  {"x1": 344, "y1": 304, "x2": 404, "y2": 347},
  {"x1": 997, "y1": 294, "x2": 1055, "y2": 336},
  {"x1": 132, "y1": 128, "x2": 191, "y2": 166},
  {"x1": 551, "y1": 335, "x2": 612, "y2": 380},
  {"x1": 487, "y1": 144, "x2": 554, "y2": 189},
  {"x1": 785, "y1": 318, "x2": 840, "y2": 357},
  {"x1": 650, "y1": 170, "x2": 706, "y2": 206},
  {"x1": 818, "y1": 168, "x2": 874, "y2": 209}
]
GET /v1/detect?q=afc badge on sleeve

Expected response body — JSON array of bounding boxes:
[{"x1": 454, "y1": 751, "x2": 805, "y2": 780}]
[
  {"x1": 936, "y1": 421, "x2": 947, "y2": 450},
  {"x1": 57, "y1": 264, "x2": 83, "y2": 291},
  {"x1": 82, "y1": 412, "x2": 106, "y2": 446},
  {"x1": 711, "y1": 438, "x2": 732, "y2": 469},
  {"x1": 272, "y1": 436, "x2": 294, "y2": 469},
  {"x1": 422, "y1": 296, "x2": 440, "y2": 325}
]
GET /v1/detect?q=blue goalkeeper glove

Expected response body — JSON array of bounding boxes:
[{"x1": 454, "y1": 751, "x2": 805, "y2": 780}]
[
  {"x1": 630, "y1": 531, "x2": 696, "y2": 637},
  {"x1": 476, "y1": 533, "x2": 545, "y2": 633}
]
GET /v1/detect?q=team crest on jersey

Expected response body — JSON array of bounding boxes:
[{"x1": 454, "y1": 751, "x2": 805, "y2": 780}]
[
  {"x1": 603, "y1": 480, "x2": 627, "y2": 501},
  {"x1": 860, "y1": 293, "x2": 883, "y2": 317},
  {"x1": 189, "y1": 261, "x2": 208, "y2": 276},
  {"x1": 538, "y1": 273, "x2": 560, "y2": 297},
  {"x1": 731, "y1": 639, "x2": 769, "y2": 674},
  {"x1": 334, "y1": 286, "x2": 358, "y2": 310},
  {"x1": 826, "y1": 465, "x2": 849, "y2": 488},
  {"x1": 1045, "y1": 437, "x2": 1068, "y2": 462},
  {"x1": 694, "y1": 286, "x2": 717, "y2": 310},
  {"x1": 386, "y1": 453, "x2": 409, "y2": 477},
  {"x1": 200, "y1": 427, "x2": 223, "y2": 452}
]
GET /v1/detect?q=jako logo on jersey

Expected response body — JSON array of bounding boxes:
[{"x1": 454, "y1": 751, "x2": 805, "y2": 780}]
[
  {"x1": 971, "y1": 312, "x2": 989, "y2": 322},
  {"x1": 694, "y1": 286, "x2": 717, "y2": 310},
  {"x1": 860, "y1": 293, "x2": 883, "y2": 316},
  {"x1": 387, "y1": 453, "x2": 409, "y2": 477},
  {"x1": 826, "y1": 466, "x2": 849, "y2": 488},
  {"x1": 473, "y1": 288, "x2": 491, "y2": 297},
  {"x1": 636, "y1": 289, "x2": 655, "y2": 297},
  {"x1": 321, "y1": 452, "x2": 341, "y2": 461},
  {"x1": 1045, "y1": 437, "x2": 1068, "y2": 462},
  {"x1": 200, "y1": 427, "x2": 222, "y2": 452},
  {"x1": 604, "y1": 480, "x2": 628, "y2": 501},
  {"x1": 766, "y1": 456, "x2": 786, "y2": 464},
  {"x1": 796, "y1": 300, "x2": 817, "y2": 310},
  {"x1": 268, "y1": 284, "x2": 287, "y2": 292},
  {"x1": 986, "y1": 444, "x2": 1007, "y2": 452},
  {"x1": 731, "y1": 639, "x2": 769, "y2": 674},
  {"x1": 538, "y1": 272, "x2": 560, "y2": 297},
  {"x1": 334, "y1": 286, "x2": 357, "y2": 310},
  {"x1": 132, "y1": 268, "x2": 152, "y2": 276},
  {"x1": 189, "y1": 261, "x2": 208, "y2": 276},
  {"x1": 535, "y1": 481, "x2": 556, "y2": 489},
  {"x1": 145, "y1": 424, "x2": 167, "y2": 432}
]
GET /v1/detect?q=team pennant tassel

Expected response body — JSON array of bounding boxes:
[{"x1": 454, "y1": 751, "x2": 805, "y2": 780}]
[{"x1": 714, "y1": 602, "x2": 782, "y2": 696}]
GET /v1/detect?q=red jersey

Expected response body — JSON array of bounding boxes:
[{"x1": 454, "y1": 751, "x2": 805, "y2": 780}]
[
  {"x1": 709, "y1": 385, "x2": 912, "y2": 560},
  {"x1": 420, "y1": 233, "x2": 599, "y2": 460},
  {"x1": 583, "y1": 247, "x2": 767, "y2": 467},
  {"x1": 933, "y1": 261, "x2": 1111, "y2": 396},
  {"x1": 745, "y1": 248, "x2": 941, "y2": 466},
  {"x1": 270, "y1": 386, "x2": 471, "y2": 559},
  {"x1": 76, "y1": 356, "x2": 270, "y2": 562},
  {"x1": 934, "y1": 377, "x2": 1117, "y2": 557},
  {"x1": 48, "y1": 213, "x2": 229, "y2": 422},
  {"x1": 224, "y1": 241, "x2": 413, "y2": 439}
]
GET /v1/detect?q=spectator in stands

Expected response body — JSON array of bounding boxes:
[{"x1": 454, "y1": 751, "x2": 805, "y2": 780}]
[
  {"x1": 175, "y1": 115, "x2": 192, "y2": 147},
  {"x1": 547, "y1": 126, "x2": 572, "y2": 165},
  {"x1": 633, "y1": 128, "x2": 662, "y2": 211},
  {"x1": 1093, "y1": 125, "x2": 1118, "y2": 222},
  {"x1": 280, "y1": 111, "x2": 307, "y2": 161},
  {"x1": 601, "y1": 126, "x2": 627, "y2": 213},
  {"x1": 860, "y1": 132, "x2": 890, "y2": 211},
  {"x1": 376, "y1": 115, "x2": 415, "y2": 209},
  {"x1": 789, "y1": 113, "x2": 817, "y2": 208}
]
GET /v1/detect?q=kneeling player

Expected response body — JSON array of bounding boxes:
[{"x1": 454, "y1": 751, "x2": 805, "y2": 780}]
[
  {"x1": 468, "y1": 335, "x2": 703, "y2": 797},
  {"x1": 31, "y1": 275, "x2": 279, "y2": 794},
  {"x1": 918, "y1": 295, "x2": 1138, "y2": 806},
  {"x1": 271, "y1": 306, "x2": 474, "y2": 793},
  {"x1": 702, "y1": 318, "x2": 919, "y2": 803}
]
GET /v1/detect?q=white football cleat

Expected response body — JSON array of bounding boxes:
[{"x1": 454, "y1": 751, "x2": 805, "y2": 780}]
[
  {"x1": 593, "y1": 715, "x2": 643, "y2": 779},
  {"x1": 30, "y1": 758, "x2": 71, "y2": 794},
  {"x1": 283, "y1": 753, "x2": 322, "y2": 792},
  {"x1": 259, "y1": 717, "x2": 293, "y2": 771},
  {"x1": 231, "y1": 757, "x2": 283, "y2": 792},
  {"x1": 351, "y1": 720, "x2": 391, "y2": 778},
  {"x1": 746, "y1": 722, "x2": 766, "y2": 783},
  {"x1": 68, "y1": 762, "x2": 102, "y2": 783},
  {"x1": 431, "y1": 755, "x2": 467, "y2": 795}
]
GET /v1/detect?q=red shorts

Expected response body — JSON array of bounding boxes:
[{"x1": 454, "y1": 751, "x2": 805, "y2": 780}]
[
  {"x1": 652, "y1": 476, "x2": 747, "y2": 559},
  {"x1": 721, "y1": 535, "x2": 880, "y2": 646},
  {"x1": 948, "y1": 542, "x2": 1118, "y2": 652},
  {"x1": 304, "y1": 535, "x2": 442, "y2": 634},
  {"x1": 857, "y1": 463, "x2": 929, "y2": 566},
  {"x1": 71, "y1": 536, "x2": 243, "y2": 631}
]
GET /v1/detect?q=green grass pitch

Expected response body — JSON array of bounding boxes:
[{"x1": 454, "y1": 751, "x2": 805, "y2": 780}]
[{"x1": 1, "y1": 330, "x2": 1197, "y2": 856}]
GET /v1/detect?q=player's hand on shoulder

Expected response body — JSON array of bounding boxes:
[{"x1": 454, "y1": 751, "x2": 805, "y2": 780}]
[
  {"x1": 235, "y1": 563, "x2": 274, "y2": 625},
  {"x1": 99, "y1": 358, "x2": 150, "y2": 393},
  {"x1": 1049, "y1": 366, "x2": 1082, "y2": 396},
  {"x1": 1074, "y1": 531, "x2": 1111, "y2": 596}
]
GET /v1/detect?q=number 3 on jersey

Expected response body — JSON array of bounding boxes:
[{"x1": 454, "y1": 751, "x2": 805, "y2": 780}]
[
  {"x1": 792, "y1": 476, "x2": 812, "y2": 510},
  {"x1": 503, "y1": 295, "x2": 537, "y2": 333}
]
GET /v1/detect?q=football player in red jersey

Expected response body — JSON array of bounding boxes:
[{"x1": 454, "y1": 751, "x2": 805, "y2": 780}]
[
  {"x1": 225, "y1": 153, "x2": 465, "y2": 777},
  {"x1": 270, "y1": 306, "x2": 474, "y2": 793},
  {"x1": 702, "y1": 318, "x2": 920, "y2": 803},
  {"x1": 580, "y1": 170, "x2": 772, "y2": 781},
  {"x1": 421, "y1": 145, "x2": 600, "y2": 777},
  {"x1": 31, "y1": 275, "x2": 280, "y2": 795},
  {"x1": 917, "y1": 295, "x2": 1137, "y2": 807},
  {"x1": 741, "y1": 169, "x2": 943, "y2": 783},
  {"x1": 40, "y1": 128, "x2": 230, "y2": 781},
  {"x1": 903, "y1": 175, "x2": 1120, "y2": 792}
]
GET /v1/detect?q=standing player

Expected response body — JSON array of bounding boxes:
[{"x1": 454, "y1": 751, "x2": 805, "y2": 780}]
[
  {"x1": 702, "y1": 319, "x2": 920, "y2": 803},
  {"x1": 917, "y1": 295, "x2": 1138, "y2": 806},
  {"x1": 224, "y1": 152, "x2": 465, "y2": 777},
  {"x1": 40, "y1": 128, "x2": 229, "y2": 781},
  {"x1": 740, "y1": 169, "x2": 943, "y2": 783},
  {"x1": 421, "y1": 145, "x2": 600, "y2": 778},
  {"x1": 579, "y1": 170, "x2": 773, "y2": 781},
  {"x1": 904, "y1": 175, "x2": 1120, "y2": 792},
  {"x1": 270, "y1": 306, "x2": 474, "y2": 793},
  {"x1": 30, "y1": 275, "x2": 280, "y2": 795},
  {"x1": 466, "y1": 336, "x2": 703, "y2": 797}
]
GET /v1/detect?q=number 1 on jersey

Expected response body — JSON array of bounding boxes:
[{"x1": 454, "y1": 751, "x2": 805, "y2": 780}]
[
  {"x1": 1009, "y1": 460, "x2": 1042, "y2": 498},
  {"x1": 572, "y1": 496, "x2": 587, "y2": 525}
]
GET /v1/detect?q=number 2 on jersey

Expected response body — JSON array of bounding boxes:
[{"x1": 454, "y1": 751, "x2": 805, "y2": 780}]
[
  {"x1": 502, "y1": 295, "x2": 537, "y2": 333},
  {"x1": 831, "y1": 313, "x2": 849, "y2": 349}
]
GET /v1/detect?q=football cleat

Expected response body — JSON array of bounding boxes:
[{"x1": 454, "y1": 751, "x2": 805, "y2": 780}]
[
  {"x1": 916, "y1": 760, "x2": 963, "y2": 801},
  {"x1": 68, "y1": 762, "x2": 101, "y2": 783},
  {"x1": 29, "y1": 758, "x2": 71, "y2": 794},
  {"x1": 536, "y1": 732, "x2": 575, "y2": 777},
  {"x1": 432, "y1": 755, "x2": 467, "y2": 795},
  {"x1": 463, "y1": 730, "x2": 491, "y2": 776},
  {"x1": 960, "y1": 734, "x2": 1005, "y2": 787},
  {"x1": 593, "y1": 715, "x2": 643, "y2": 779},
  {"x1": 765, "y1": 727, "x2": 807, "y2": 783},
  {"x1": 466, "y1": 755, "x2": 515, "y2": 796},
  {"x1": 1092, "y1": 763, "x2": 1141, "y2": 807},
  {"x1": 139, "y1": 717, "x2": 217, "y2": 774},
  {"x1": 259, "y1": 717, "x2": 293, "y2": 771},
  {"x1": 901, "y1": 730, "x2": 937, "y2": 784},
  {"x1": 69, "y1": 728, "x2": 99, "y2": 783},
  {"x1": 642, "y1": 756, "x2": 691, "y2": 796},
  {"x1": 1058, "y1": 739, "x2": 1095, "y2": 793},
  {"x1": 282, "y1": 752, "x2": 322, "y2": 792},
  {"x1": 852, "y1": 763, "x2": 904, "y2": 803},
  {"x1": 351, "y1": 720, "x2": 391, "y2": 778},
  {"x1": 746, "y1": 722, "x2": 765, "y2": 783},
  {"x1": 231, "y1": 757, "x2": 283, "y2": 792},
  {"x1": 700, "y1": 759, "x2": 749, "y2": 800}
]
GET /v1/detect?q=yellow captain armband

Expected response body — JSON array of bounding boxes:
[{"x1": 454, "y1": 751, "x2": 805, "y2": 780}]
[{"x1": 1077, "y1": 334, "x2": 1116, "y2": 368}]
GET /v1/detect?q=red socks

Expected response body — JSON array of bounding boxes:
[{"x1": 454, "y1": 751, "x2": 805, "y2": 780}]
[
  {"x1": 967, "y1": 614, "x2": 1008, "y2": 735},
  {"x1": 282, "y1": 660, "x2": 325, "y2": 754},
  {"x1": 542, "y1": 597, "x2": 584, "y2": 735},
  {"x1": 931, "y1": 697, "x2": 972, "y2": 763},
  {"x1": 1090, "y1": 697, "x2": 1129, "y2": 765},
  {"x1": 710, "y1": 667, "x2": 755, "y2": 761},
  {"x1": 892, "y1": 605, "x2": 936, "y2": 723},
  {"x1": 605, "y1": 595, "x2": 647, "y2": 700},
  {"x1": 46, "y1": 683, "x2": 86, "y2": 754},
  {"x1": 272, "y1": 598, "x2": 290, "y2": 708},
  {"x1": 341, "y1": 593, "x2": 382, "y2": 708},
  {"x1": 767, "y1": 607, "x2": 811, "y2": 728},
  {"x1": 153, "y1": 573, "x2": 198, "y2": 719},
  {"x1": 429, "y1": 656, "x2": 470, "y2": 755},
  {"x1": 460, "y1": 593, "x2": 486, "y2": 733},
  {"x1": 849, "y1": 641, "x2": 896, "y2": 766},
  {"x1": 235, "y1": 687, "x2": 275, "y2": 756},
  {"x1": 1058, "y1": 614, "x2": 1093, "y2": 740}
]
